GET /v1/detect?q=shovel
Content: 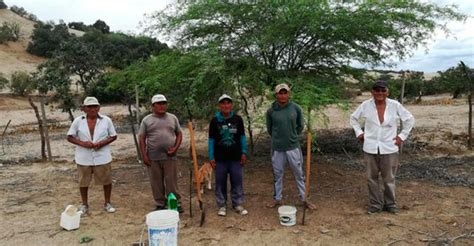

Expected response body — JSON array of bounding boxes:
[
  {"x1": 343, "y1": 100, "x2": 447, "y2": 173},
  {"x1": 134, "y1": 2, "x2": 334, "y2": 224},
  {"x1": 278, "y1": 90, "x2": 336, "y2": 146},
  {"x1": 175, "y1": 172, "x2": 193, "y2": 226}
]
[
  {"x1": 188, "y1": 121, "x2": 205, "y2": 226},
  {"x1": 302, "y1": 130, "x2": 312, "y2": 225}
]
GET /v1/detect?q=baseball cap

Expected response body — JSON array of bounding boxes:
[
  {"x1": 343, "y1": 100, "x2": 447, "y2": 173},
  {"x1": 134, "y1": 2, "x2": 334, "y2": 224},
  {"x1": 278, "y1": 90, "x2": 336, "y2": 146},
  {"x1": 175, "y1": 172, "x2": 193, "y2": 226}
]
[
  {"x1": 218, "y1": 94, "x2": 232, "y2": 103},
  {"x1": 83, "y1": 97, "x2": 100, "y2": 106},
  {"x1": 372, "y1": 80, "x2": 388, "y2": 89},
  {"x1": 275, "y1": 83, "x2": 290, "y2": 93},
  {"x1": 151, "y1": 94, "x2": 167, "y2": 104}
]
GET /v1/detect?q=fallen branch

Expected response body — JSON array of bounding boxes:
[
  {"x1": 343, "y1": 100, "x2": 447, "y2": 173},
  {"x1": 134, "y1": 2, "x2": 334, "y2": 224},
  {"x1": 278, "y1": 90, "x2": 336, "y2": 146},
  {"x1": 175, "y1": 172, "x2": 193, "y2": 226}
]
[{"x1": 387, "y1": 239, "x2": 408, "y2": 246}]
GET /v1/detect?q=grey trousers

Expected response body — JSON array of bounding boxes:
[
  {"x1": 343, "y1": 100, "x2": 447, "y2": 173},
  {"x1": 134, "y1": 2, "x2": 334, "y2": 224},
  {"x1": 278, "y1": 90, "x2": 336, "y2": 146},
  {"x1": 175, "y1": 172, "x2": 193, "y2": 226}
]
[
  {"x1": 271, "y1": 148, "x2": 306, "y2": 201},
  {"x1": 148, "y1": 159, "x2": 181, "y2": 207},
  {"x1": 364, "y1": 152, "x2": 399, "y2": 209}
]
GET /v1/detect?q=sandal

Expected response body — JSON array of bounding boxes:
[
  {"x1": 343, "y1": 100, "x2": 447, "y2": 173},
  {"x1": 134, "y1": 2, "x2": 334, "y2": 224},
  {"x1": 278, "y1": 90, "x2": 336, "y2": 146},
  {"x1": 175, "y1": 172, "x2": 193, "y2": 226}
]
[{"x1": 265, "y1": 200, "x2": 282, "y2": 208}]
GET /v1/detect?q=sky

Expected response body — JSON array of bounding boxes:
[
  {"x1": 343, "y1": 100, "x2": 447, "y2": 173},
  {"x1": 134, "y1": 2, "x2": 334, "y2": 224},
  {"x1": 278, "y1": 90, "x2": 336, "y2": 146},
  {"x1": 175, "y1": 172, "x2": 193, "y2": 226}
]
[{"x1": 3, "y1": 0, "x2": 473, "y2": 73}]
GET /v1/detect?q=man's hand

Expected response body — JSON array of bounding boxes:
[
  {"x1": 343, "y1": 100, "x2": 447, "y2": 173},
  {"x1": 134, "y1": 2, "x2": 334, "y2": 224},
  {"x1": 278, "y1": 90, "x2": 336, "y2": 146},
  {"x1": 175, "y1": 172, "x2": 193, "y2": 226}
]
[
  {"x1": 240, "y1": 154, "x2": 247, "y2": 166},
  {"x1": 81, "y1": 141, "x2": 95, "y2": 149},
  {"x1": 209, "y1": 159, "x2": 216, "y2": 169},
  {"x1": 143, "y1": 155, "x2": 151, "y2": 167},
  {"x1": 167, "y1": 146, "x2": 178, "y2": 156},
  {"x1": 357, "y1": 133, "x2": 364, "y2": 142},
  {"x1": 393, "y1": 136, "x2": 403, "y2": 147}
]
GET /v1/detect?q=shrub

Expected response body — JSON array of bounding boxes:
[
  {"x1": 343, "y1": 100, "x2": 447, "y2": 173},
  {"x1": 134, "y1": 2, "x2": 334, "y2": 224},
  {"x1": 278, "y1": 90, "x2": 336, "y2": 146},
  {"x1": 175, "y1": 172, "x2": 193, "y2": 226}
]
[
  {"x1": 0, "y1": 22, "x2": 20, "y2": 43},
  {"x1": 0, "y1": 72, "x2": 8, "y2": 89},
  {"x1": 0, "y1": 1, "x2": 7, "y2": 9},
  {"x1": 27, "y1": 22, "x2": 72, "y2": 57},
  {"x1": 9, "y1": 71, "x2": 34, "y2": 96}
]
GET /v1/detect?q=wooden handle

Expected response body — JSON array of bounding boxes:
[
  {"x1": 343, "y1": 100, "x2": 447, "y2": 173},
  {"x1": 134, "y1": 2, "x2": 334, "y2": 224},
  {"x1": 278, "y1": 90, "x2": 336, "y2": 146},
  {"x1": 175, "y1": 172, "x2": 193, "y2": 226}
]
[
  {"x1": 304, "y1": 131, "x2": 311, "y2": 200},
  {"x1": 188, "y1": 121, "x2": 202, "y2": 201}
]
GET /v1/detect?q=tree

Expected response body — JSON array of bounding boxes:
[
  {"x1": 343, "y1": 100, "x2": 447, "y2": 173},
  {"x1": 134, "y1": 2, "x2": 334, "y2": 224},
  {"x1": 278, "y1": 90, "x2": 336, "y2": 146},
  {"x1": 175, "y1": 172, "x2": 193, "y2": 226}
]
[
  {"x1": 147, "y1": 1, "x2": 465, "y2": 82},
  {"x1": 56, "y1": 37, "x2": 104, "y2": 92},
  {"x1": 435, "y1": 64, "x2": 472, "y2": 99},
  {"x1": 9, "y1": 71, "x2": 34, "y2": 96},
  {"x1": 92, "y1": 19, "x2": 110, "y2": 34},
  {"x1": 0, "y1": 0, "x2": 7, "y2": 9},
  {"x1": 0, "y1": 72, "x2": 8, "y2": 89},
  {"x1": 32, "y1": 59, "x2": 76, "y2": 122},
  {"x1": 27, "y1": 21, "x2": 73, "y2": 57},
  {"x1": 68, "y1": 22, "x2": 88, "y2": 31}
]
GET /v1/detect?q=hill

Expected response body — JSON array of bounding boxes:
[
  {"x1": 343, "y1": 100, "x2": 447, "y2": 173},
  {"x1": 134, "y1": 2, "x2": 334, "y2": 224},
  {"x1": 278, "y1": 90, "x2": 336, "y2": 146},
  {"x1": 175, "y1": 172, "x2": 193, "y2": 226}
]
[{"x1": 0, "y1": 9, "x2": 84, "y2": 78}]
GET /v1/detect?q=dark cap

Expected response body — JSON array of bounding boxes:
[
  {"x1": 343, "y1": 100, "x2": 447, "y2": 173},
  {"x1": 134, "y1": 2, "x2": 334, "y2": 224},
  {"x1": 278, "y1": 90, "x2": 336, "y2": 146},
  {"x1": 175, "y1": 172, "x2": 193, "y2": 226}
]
[{"x1": 372, "y1": 80, "x2": 388, "y2": 89}]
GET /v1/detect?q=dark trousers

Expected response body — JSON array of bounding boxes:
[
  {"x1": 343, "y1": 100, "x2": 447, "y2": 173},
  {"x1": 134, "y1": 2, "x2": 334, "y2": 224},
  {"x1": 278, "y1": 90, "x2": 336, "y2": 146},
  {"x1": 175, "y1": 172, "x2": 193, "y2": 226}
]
[
  {"x1": 215, "y1": 160, "x2": 244, "y2": 208},
  {"x1": 148, "y1": 159, "x2": 181, "y2": 207},
  {"x1": 364, "y1": 152, "x2": 399, "y2": 210}
]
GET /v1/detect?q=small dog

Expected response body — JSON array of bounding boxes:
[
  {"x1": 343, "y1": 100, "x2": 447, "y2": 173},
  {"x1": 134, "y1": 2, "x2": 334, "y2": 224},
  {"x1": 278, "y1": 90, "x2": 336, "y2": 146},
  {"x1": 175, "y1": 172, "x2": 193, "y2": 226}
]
[{"x1": 197, "y1": 162, "x2": 213, "y2": 194}]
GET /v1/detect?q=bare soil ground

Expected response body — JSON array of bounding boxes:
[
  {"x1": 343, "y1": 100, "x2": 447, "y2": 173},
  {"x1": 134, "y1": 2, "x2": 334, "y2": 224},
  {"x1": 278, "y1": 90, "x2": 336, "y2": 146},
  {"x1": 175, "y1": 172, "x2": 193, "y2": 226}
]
[{"x1": 0, "y1": 94, "x2": 473, "y2": 245}]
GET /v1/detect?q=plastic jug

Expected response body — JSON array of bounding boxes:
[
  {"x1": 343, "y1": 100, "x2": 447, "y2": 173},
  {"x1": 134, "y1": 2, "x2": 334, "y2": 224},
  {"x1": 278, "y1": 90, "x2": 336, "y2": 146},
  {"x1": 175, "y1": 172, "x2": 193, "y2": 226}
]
[
  {"x1": 167, "y1": 193, "x2": 178, "y2": 211},
  {"x1": 60, "y1": 205, "x2": 81, "y2": 230}
]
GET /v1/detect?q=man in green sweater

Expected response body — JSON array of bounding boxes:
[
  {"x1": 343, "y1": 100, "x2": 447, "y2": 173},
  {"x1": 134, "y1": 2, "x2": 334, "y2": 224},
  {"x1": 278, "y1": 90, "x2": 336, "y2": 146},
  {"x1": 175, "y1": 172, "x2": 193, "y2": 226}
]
[{"x1": 265, "y1": 83, "x2": 316, "y2": 210}]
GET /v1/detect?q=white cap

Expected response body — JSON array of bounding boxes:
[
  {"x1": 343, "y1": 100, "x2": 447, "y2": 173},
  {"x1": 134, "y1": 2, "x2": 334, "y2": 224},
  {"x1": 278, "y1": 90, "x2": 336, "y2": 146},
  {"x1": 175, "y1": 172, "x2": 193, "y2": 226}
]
[
  {"x1": 218, "y1": 94, "x2": 232, "y2": 103},
  {"x1": 274, "y1": 83, "x2": 290, "y2": 93},
  {"x1": 151, "y1": 94, "x2": 167, "y2": 104},
  {"x1": 83, "y1": 96, "x2": 100, "y2": 106}
]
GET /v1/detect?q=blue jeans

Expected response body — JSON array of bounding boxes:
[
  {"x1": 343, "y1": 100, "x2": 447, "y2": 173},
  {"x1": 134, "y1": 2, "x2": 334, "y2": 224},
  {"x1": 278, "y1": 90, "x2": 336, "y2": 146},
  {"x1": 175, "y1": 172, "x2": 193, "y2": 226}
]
[{"x1": 215, "y1": 160, "x2": 244, "y2": 208}]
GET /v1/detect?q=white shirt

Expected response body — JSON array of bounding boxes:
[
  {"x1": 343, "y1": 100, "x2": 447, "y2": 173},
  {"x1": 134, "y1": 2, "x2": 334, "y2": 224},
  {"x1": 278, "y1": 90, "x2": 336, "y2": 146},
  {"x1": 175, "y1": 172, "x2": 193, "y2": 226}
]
[
  {"x1": 350, "y1": 98, "x2": 415, "y2": 154},
  {"x1": 67, "y1": 114, "x2": 117, "y2": 166}
]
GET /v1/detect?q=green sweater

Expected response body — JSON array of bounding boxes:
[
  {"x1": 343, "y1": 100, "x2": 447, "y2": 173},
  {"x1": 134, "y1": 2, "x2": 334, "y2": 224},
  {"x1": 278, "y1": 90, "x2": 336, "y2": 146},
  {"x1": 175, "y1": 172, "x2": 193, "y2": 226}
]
[{"x1": 266, "y1": 101, "x2": 304, "y2": 151}]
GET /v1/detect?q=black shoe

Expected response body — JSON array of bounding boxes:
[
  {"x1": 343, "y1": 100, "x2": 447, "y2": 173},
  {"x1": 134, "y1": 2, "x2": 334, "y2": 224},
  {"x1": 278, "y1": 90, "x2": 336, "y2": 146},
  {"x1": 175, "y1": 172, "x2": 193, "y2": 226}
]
[
  {"x1": 154, "y1": 205, "x2": 167, "y2": 211},
  {"x1": 367, "y1": 207, "x2": 382, "y2": 214},
  {"x1": 384, "y1": 206, "x2": 400, "y2": 214},
  {"x1": 177, "y1": 205, "x2": 184, "y2": 214}
]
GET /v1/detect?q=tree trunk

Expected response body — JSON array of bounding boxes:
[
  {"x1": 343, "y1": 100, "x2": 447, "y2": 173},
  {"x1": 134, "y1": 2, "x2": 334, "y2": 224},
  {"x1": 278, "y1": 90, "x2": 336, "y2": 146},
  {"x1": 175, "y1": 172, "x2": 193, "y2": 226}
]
[
  {"x1": 28, "y1": 96, "x2": 46, "y2": 161},
  {"x1": 68, "y1": 108, "x2": 74, "y2": 122},
  {"x1": 128, "y1": 104, "x2": 142, "y2": 163},
  {"x1": 237, "y1": 83, "x2": 254, "y2": 156},
  {"x1": 469, "y1": 91, "x2": 472, "y2": 150},
  {"x1": 40, "y1": 96, "x2": 52, "y2": 161}
]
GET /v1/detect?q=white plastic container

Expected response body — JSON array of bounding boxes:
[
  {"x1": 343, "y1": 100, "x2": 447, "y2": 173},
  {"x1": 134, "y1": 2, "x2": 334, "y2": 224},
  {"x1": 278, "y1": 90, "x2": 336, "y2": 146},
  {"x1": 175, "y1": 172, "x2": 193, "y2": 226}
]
[
  {"x1": 278, "y1": 205, "x2": 297, "y2": 226},
  {"x1": 146, "y1": 210, "x2": 180, "y2": 246},
  {"x1": 60, "y1": 205, "x2": 81, "y2": 230}
]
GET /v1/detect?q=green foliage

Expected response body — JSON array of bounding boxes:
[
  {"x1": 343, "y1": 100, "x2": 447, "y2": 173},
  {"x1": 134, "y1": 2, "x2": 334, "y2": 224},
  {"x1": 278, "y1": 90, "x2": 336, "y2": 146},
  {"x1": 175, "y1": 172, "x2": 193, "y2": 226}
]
[
  {"x1": 0, "y1": 22, "x2": 20, "y2": 43},
  {"x1": 9, "y1": 71, "x2": 34, "y2": 96},
  {"x1": 91, "y1": 19, "x2": 110, "y2": 34},
  {"x1": 68, "y1": 22, "x2": 88, "y2": 31},
  {"x1": 56, "y1": 37, "x2": 104, "y2": 92},
  {"x1": 27, "y1": 22, "x2": 73, "y2": 57},
  {"x1": 433, "y1": 63, "x2": 472, "y2": 98},
  {"x1": 148, "y1": 1, "x2": 465, "y2": 76},
  {"x1": 81, "y1": 31, "x2": 168, "y2": 69},
  {"x1": 0, "y1": 1, "x2": 7, "y2": 9},
  {"x1": 9, "y1": 5, "x2": 37, "y2": 21},
  {"x1": 0, "y1": 72, "x2": 8, "y2": 89},
  {"x1": 31, "y1": 59, "x2": 77, "y2": 113},
  {"x1": 106, "y1": 49, "x2": 232, "y2": 120}
]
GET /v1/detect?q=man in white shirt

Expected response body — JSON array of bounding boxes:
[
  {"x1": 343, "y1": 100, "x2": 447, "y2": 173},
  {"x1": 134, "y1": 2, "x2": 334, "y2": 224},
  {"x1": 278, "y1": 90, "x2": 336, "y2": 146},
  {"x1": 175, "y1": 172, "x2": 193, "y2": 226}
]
[
  {"x1": 350, "y1": 80, "x2": 415, "y2": 214},
  {"x1": 67, "y1": 97, "x2": 118, "y2": 214}
]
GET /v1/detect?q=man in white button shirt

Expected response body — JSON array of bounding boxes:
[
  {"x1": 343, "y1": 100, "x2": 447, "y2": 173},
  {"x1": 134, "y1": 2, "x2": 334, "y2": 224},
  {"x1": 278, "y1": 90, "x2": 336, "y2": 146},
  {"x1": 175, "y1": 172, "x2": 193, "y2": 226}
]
[
  {"x1": 350, "y1": 80, "x2": 415, "y2": 214},
  {"x1": 67, "y1": 97, "x2": 118, "y2": 214}
]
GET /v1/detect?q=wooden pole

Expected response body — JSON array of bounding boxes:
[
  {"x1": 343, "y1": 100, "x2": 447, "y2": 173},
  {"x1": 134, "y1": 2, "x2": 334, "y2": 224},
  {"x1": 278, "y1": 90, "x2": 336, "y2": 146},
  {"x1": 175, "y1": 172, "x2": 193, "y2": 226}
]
[
  {"x1": 399, "y1": 71, "x2": 406, "y2": 154},
  {"x1": 135, "y1": 84, "x2": 140, "y2": 124},
  {"x1": 188, "y1": 121, "x2": 205, "y2": 226},
  {"x1": 40, "y1": 96, "x2": 52, "y2": 161}
]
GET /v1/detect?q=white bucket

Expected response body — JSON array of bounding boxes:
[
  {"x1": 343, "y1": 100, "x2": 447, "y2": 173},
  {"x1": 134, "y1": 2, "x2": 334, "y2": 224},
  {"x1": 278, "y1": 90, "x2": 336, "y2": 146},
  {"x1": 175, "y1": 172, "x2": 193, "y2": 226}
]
[
  {"x1": 278, "y1": 205, "x2": 297, "y2": 226},
  {"x1": 60, "y1": 205, "x2": 81, "y2": 231},
  {"x1": 146, "y1": 210, "x2": 180, "y2": 246}
]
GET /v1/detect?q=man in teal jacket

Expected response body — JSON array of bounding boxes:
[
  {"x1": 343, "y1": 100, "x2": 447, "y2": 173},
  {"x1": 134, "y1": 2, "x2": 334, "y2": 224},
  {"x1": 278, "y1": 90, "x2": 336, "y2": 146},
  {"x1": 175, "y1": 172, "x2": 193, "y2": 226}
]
[{"x1": 265, "y1": 83, "x2": 315, "y2": 210}]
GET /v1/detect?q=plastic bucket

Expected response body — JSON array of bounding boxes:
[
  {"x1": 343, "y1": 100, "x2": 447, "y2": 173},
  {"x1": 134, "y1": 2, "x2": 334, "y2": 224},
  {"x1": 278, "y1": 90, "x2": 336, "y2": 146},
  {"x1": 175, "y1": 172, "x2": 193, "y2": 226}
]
[
  {"x1": 146, "y1": 210, "x2": 180, "y2": 246},
  {"x1": 278, "y1": 205, "x2": 297, "y2": 226}
]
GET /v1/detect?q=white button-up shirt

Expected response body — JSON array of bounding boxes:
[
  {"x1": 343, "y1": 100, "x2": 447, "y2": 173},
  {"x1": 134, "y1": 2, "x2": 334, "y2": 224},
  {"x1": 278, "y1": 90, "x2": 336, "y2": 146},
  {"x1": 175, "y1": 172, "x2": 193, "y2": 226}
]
[
  {"x1": 67, "y1": 114, "x2": 117, "y2": 166},
  {"x1": 350, "y1": 98, "x2": 415, "y2": 154}
]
